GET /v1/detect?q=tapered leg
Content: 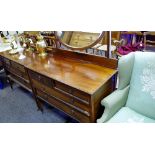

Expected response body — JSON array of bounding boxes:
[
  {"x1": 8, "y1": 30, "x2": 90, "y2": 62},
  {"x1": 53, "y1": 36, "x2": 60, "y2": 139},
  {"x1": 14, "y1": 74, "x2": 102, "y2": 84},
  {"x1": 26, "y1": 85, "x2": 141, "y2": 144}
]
[
  {"x1": 36, "y1": 98, "x2": 43, "y2": 112},
  {"x1": 7, "y1": 77, "x2": 13, "y2": 89}
]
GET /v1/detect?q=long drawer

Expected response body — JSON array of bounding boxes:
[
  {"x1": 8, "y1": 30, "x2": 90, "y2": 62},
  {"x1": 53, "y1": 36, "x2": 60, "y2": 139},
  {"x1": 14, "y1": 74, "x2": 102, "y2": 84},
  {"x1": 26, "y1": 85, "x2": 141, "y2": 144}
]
[{"x1": 36, "y1": 89, "x2": 90, "y2": 122}]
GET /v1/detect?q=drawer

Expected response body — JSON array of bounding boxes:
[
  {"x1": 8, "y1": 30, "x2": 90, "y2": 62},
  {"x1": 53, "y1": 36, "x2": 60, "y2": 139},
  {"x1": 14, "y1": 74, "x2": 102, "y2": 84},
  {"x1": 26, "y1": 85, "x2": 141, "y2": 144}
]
[
  {"x1": 73, "y1": 98, "x2": 90, "y2": 113},
  {"x1": 10, "y1": 74, "x2": 31, "y2": 89},
  {"x1": 54, "y1": 81, "x2": 72, "y2": 94},
  {"x1": 53, "y1": 81, "x2": 90, "y2": 104},
  {"x1": 9, "y1": 67, "x2": 29, "y2": 80},
  {"x1": 11, "y1": 61, "x2": 25, "y2": 73},
  {"x1": 72, "y1": 89, "x2": 90, "y2": 103},
  {"x1": 3, "y1": 58, "x2": 10, "y2": 66},
  {"x1": 37, "y1": 89, "x2": 90, "y2": 122},
  {"x1": 33, "y1": 79, "x2": 72, "y2": 104},
  {"x1": 28, "y1": 70, "x2": 53, "y2": 87}
]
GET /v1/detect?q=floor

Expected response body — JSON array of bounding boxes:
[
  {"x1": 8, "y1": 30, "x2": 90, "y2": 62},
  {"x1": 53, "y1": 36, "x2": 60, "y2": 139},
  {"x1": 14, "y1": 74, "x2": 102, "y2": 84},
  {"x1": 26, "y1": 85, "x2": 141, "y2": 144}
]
[{"x1": 0, "y1": 73, "x2": 78, "y2": 123}]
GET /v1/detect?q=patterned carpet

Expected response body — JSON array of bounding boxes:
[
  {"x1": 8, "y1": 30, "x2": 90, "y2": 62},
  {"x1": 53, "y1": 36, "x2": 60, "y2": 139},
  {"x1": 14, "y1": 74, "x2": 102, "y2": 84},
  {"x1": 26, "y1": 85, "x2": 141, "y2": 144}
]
[{"x1": 0, "y1": 73, "x2": 77, "y2": 123}]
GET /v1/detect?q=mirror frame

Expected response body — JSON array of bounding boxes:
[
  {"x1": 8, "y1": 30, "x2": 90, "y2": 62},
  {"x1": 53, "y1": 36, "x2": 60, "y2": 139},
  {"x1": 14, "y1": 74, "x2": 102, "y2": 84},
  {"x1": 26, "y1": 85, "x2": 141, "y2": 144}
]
[{"x1": 54, "y1": 31, "x2": 105, "y2": 50}]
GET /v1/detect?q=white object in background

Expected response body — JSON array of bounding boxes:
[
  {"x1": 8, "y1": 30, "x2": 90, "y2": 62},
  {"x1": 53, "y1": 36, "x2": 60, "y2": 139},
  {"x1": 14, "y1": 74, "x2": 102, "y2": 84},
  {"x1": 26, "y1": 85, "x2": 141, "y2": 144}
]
[
  {"x1": 0, "y1": 43, "x2": 12, "y2": 52},
  {"x1": 8, "y1": 31, "x2": 17, "y2": 36},
  {"x1": 19, "y1": 53, "x2": 26, "y2": 59},
  {"x1": 11, "y1": 40, "x2": 18, "y2": 49}
]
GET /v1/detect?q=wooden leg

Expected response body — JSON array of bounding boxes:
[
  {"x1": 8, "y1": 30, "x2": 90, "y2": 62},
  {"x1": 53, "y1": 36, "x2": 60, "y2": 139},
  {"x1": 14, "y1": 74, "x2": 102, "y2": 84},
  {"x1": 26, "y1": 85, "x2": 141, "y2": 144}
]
[
  {"x1": 36, "y1": 98, "x2": 43, "y2": 112},
  {"x1": 7, "y1": 77, "x2": 13, "y2": 89}
]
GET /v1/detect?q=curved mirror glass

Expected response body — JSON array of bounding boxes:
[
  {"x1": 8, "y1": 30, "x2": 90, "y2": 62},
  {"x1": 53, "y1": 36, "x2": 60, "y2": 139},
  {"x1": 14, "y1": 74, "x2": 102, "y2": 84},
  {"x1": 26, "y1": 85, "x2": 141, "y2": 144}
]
[{"x1": 55, "y1": 31, "x2": 104, "y2": 50}]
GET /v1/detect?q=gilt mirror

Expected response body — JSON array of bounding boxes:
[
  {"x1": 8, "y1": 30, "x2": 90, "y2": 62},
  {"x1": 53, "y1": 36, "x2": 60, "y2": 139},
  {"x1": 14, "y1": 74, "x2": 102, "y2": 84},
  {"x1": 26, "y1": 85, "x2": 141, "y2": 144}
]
[{"x1": 55, "y1": 31, "x2": 104, "y2": 50}]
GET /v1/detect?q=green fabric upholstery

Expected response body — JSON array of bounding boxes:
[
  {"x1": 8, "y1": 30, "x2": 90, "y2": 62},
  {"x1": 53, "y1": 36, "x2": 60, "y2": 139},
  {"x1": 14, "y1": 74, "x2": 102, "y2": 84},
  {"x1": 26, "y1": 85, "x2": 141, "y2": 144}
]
[
  {"x1": 97, "y1": 86, "x2": 129, "y2": 123},
  {"x1": 126, "y1": 52, "x2": 155, "y2": 119},
  {"x1": 97, "y1": 52, "x2": 155, "y2": 123},
  {"x1": 107, "y1": 107, "x2": 155, "y2": 123},
  {"x1": 118, "y1": 53, "x2": 134, "y2": 90}
]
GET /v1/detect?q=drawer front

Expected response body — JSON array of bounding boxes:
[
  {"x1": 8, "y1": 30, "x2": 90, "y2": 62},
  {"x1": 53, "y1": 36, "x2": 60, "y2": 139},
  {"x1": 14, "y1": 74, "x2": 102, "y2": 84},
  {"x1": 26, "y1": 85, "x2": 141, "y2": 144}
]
[
  {"x1": 32, "y1": 79, "x2": 72, "y2": 104},
  {"x1": 72, "y1": 89, "x2": 90, "y2": 103},
  {"x1": 11, "y1": 61, "x2": 25, "y2": 73},
  {"x1": 3, "y1": 58, "x2": 11, "y2": 66},
  {"x1": 28, "y1": 70, "x2": 53, "y2": 87},
  {"x1": 0, "y1": 61, "x2": 2, "y2": 67},
  {"x1": 9, "y1": 67, "x2": 29, "y2": 80},
  {"x1": 33, "y1": 79, "x2": 90, "y2": 113},
  {"x1": 54, "y1": 81, "x2": 73, "y2": 94},
  {"x1": 0, "y1": 57, "x2": 3, "y2": 67},
  {"x1": 11, "y1": 74, "x2": 31, "y2": 89},
  {"x1": 54, "y1": 81, "x2": 90, "y2": 103},
  {"x1": 36, "y1": 89, "x2": 90, "y2": 122}
]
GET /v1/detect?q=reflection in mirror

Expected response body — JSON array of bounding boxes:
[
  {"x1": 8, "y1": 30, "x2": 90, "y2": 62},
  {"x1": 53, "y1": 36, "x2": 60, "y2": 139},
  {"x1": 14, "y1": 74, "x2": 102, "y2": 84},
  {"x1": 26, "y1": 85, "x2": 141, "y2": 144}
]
[{"x1": 56, "y1": 31, "x2": 104, "y2": 50}]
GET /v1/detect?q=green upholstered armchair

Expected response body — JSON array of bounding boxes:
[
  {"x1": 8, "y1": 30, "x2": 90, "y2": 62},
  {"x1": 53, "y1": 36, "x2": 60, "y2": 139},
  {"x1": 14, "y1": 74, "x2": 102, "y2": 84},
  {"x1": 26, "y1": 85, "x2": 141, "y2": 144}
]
[{"x1": 97, "y1": 52, "x2": 155, "y2": 123}]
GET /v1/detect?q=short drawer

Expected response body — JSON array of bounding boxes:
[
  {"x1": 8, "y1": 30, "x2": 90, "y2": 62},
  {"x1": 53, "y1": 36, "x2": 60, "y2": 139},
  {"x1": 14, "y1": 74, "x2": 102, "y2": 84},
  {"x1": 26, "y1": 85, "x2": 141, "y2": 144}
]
[
  {"x1": 73, "y1": 98, "x2": 90, "y2": 113},
  {"x1": 37, "y1": 89, "x2": 90, "y2": 122},
  {"x1": 11, "y1": 61, "x2": 25, "y2": 73},
  {"x1": 9, "y1": 67, "x2": 29, "y2": 80},
  {"x1": 0, "y1": 61, "x2": 2, "y2": 67},
  {"x1": 10, "y1": 74, "x2": 31, "y2": 89},
  {"x1": 28, "y1": 70, "x2": 53, "y2": 87},
  {"x1": 72, "y1": 89, "x2": 90, "y2": 103},
  {"x1": 3, "y1": 58, "x2": 10, "y2": 66},
  {"x1": 54, "y1": 81, "x2": 73, "y2": 94}
]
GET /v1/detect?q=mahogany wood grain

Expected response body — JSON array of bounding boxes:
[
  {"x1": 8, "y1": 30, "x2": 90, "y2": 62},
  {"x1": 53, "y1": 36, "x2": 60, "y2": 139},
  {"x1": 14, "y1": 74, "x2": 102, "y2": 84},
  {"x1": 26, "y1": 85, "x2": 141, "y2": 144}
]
[{"x1": 0, "y1": 48, "x2": 118, "y2": 122}]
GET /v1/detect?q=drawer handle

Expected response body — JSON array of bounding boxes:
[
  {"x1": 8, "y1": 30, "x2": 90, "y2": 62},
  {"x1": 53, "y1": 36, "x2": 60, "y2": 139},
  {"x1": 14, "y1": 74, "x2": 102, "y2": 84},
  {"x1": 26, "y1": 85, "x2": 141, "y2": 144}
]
[
  {"x1": 38, "y1": 75, "x2": 41, "y2": 80},
  {"x1": 44, "y1": 94, "x2": 48, "y2": 99},
  {"x1": 71, "y1": 98, "x2": 74, "y2": 103},
  {"x1": 69, "y1": 89, "x2": 72, "y2": 94},
  {"x1": 71, "y1": 110, "x2": 75, "y2": 114}
]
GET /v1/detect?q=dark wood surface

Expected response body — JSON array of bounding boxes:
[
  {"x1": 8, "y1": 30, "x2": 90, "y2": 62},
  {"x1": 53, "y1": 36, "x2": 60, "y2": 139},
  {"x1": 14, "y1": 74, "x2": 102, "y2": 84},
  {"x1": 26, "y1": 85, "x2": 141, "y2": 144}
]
[
  {"x1": 0, "y1": 60, "x2": 2, "y2": 68},
  {"x1": 0, "y1": 48, "x2": 118, "y2": 122},
  {"x1": 0, "y1": 49, "x2": 117, "y2": 94}
]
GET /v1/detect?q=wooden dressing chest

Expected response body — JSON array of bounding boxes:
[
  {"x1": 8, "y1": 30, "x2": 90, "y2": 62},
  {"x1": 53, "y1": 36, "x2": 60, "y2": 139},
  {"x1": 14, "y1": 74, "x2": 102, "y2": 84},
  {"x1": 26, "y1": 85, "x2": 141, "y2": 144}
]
[{"x1": 0, "y1": 48, "x2": 117, "y2": 122}]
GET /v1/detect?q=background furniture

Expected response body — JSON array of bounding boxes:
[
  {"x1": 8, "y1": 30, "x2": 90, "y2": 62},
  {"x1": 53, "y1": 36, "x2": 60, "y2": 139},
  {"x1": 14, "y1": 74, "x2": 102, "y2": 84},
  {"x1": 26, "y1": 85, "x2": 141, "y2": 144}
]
[
  {"x1": 143, "y1": 31, "x2": 155, "y2": 51},
  {"x1": 41, "y1": 31, "x2": 58, "y2": 51},
  {"x1": 116, "y1": 31, "x2": 144, "y2": 58},
  {"x1": 91, "y1": 31, "x2": 122, "y2": 58},
  {"x1": 97, "y1": 52, "x2": 155, "y2": 123}
]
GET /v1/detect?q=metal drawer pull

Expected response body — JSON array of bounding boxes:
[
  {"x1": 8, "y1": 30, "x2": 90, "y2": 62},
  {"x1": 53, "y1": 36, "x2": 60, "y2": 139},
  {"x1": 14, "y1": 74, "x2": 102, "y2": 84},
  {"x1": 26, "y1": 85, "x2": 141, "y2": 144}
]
[
  {"x1": 71, "y1": 110, "x2": 74, "y2": 114},
  {"x1": 71, "y1": 98, "x2": 74, "y2": 103}
]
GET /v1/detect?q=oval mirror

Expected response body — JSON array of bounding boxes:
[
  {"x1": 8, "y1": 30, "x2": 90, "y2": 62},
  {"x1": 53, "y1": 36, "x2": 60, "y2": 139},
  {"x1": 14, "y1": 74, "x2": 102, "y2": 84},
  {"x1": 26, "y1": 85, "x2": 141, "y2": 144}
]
[{"x1": 55, "y1": 31, "x2": 104, "y2": 50}]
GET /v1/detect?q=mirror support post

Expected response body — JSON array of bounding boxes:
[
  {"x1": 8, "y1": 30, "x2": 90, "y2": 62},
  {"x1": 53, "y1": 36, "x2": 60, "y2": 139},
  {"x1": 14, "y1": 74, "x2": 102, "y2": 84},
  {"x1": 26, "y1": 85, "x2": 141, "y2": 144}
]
[{"x1": 107, "y1": 31, "x2": 111, "y2": 58}]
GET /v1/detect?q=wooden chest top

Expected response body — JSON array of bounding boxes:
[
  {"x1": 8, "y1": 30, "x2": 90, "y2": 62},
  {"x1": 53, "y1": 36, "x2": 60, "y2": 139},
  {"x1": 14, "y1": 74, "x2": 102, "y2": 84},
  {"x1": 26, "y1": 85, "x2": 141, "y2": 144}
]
[{"x1": 0, "y1": 49, "x2": 117, "y2": 94}]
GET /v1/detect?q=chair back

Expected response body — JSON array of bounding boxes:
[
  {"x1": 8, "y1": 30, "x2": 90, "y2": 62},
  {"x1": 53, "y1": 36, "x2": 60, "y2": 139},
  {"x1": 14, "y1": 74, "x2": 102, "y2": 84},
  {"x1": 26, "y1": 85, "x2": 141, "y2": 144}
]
[{"x1": 126, "y1": 52, "x2": 155, "y2": 119}]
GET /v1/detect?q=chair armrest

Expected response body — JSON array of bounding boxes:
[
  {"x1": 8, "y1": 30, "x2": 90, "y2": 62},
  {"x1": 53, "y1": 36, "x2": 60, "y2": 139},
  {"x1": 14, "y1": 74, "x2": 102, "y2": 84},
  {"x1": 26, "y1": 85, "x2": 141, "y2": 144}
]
[{"x1": 97, "y1": 85, "x2": 130, "y2": 123}]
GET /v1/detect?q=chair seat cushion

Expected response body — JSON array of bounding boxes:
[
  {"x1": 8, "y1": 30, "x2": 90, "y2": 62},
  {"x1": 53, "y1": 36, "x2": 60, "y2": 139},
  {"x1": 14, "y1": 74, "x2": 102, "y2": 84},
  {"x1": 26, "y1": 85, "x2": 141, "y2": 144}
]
[{"x1": 107, "y1": 107, "x2": 155, "y2": 123}]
